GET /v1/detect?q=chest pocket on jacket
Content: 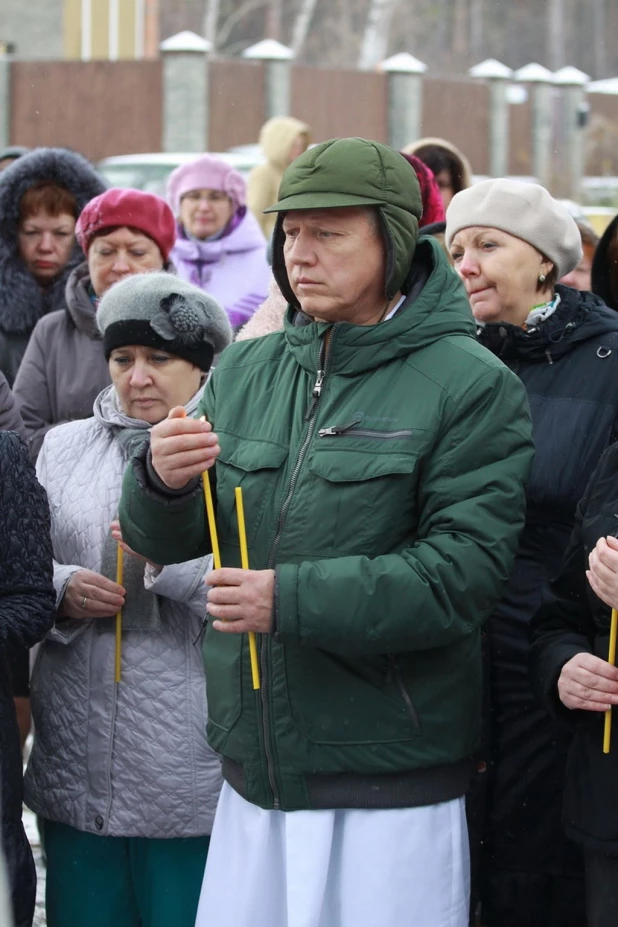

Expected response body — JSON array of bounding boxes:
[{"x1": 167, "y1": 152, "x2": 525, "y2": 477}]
[
  {"x1": 216, "y1": 432, "x2": 288, "y2": 558},
  {"x1": 306, "y1": 447, "x2": 419, "y2": 558}
]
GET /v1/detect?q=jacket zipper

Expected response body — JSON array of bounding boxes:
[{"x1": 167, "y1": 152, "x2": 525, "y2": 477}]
[
  {"x1": 318, "y1": 424, "x2": 414, "y2": 439},
  {"x1": 260, "y1": 329, "x2": 337, "y2": 809},
  {"x1": 389, "y1": 655, "x2": 420, "y2": 729}
]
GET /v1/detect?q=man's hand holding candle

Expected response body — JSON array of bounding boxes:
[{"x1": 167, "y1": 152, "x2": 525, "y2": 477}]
[{"x1": 151, "y1": 406, "x2": 220, "y2": 490}]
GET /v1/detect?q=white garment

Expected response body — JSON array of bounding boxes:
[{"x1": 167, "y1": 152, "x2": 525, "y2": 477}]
[{"x1": 196, "y1": 782, "x2": 470, "y2": 927}]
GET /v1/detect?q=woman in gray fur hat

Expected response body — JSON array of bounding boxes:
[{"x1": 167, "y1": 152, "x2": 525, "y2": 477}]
[
  {"x1": 0, "y1": 146, "x2": 105, "y2": 386},
  {"x1": 25, "y1": 273, "x2": 231, "y2": 927}
]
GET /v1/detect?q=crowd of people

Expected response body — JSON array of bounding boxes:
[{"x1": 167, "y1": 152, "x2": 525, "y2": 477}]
[{"x1": 0, "y1": 119, "x2": 617, "y2": 927}]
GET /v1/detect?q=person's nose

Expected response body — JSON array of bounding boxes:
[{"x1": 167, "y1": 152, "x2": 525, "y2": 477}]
[
  {"x1": 287, "y1": 231, "x2": 316, "y2": 266},
  {"x1": 37, "y1": 232, "x2": 55, "y2": 253},
  {"x1": 129, "y1": 361, "x2": 152, "y2": 388},
  {"x1": 458, "y1": 250, "x2": 479, "y2": 279},
  {"x1": 111, "y1": 251, "x2": 131, "y2": 274}
]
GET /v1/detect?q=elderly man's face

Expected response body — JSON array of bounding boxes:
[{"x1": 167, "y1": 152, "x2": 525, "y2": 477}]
[{"x1": 282, "y1": 207, "x2": 388, "y2": 325}]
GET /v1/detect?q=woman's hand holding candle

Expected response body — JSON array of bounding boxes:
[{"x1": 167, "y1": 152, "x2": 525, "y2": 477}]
[
  {"x1": 587, "y1": 536, "x2": 618, "y2": 609},
  {"x1": 206, "y1": 568, "x2": 276, "y2": 635},
  {"x1": 59, "y1": 569, "x2": 125, "y2": 619}
]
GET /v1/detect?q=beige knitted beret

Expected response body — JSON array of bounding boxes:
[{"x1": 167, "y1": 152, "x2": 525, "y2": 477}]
[{"x1": 445, "y1": 178, "x2": 583, "y2": 277}]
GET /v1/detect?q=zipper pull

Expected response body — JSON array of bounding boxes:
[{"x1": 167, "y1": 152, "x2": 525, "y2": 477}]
[
  {"x1": 305, "y1": 368, "x2": 326, "y2": 421},
  {"x1": 318, "y1": 417, "x2": 363, "y2": 438}
]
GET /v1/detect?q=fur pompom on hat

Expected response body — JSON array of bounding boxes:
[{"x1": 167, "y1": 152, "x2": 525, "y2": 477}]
[
  {"x1": 445, "y1": 179, "x2": 582, "y2": 278},
  {"x1": 97, "y1": 273, "x2": 232, "y2": 371},
  {"x1": 167, "y1": 155, "x2": 247, "y2": 216},
  {"x1": 76, "y1": 188, "x2": 176, "y2": 261}
]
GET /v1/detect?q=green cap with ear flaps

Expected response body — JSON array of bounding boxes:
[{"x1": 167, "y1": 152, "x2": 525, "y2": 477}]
[{"x1": 267, "y1": 137, "x2": 423, "y2": 305}]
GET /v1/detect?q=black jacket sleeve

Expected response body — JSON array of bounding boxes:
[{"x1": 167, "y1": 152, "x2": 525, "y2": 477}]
[
  {"x1": 0, "y1": 432, "x2": 55, "y2": 652},
  {"x1": 529, "y1": 467, "x2": 603, "y2": 726},
  {"x1": 0, "y1": 373, "x2": 26, "y2": 443}
]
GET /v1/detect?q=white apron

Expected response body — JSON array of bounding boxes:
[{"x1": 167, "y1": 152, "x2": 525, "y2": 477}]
[{"x1": 195, "y1": 782, "x2": 470, "y2": 927}]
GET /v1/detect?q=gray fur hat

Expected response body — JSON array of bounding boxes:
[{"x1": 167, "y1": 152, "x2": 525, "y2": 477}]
[
  {"x1": 445, "y1": 178, "x2": 583, "y2": 278},
  {"x1": 97, "y1": 273, "x2": 232, "y2": 371}
]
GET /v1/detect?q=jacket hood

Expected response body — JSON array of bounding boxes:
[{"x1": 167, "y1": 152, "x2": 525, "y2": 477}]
[
  {"x1": 172, "y1": 208, "x2": 266, "y2": 265},
  {"x1": 284, "y1": 236, "x2": 476, "y2": 377},
  {"x1": 592, "y1": 212, "x2": 618, "y2": 311},
  {"x1": 65, "y1": 262, "x2": 99, "y2": 337},
  {"x1": 269, "y1": 138, "x2": 422, "y2": 304},
  {"x1": 259, "y1": 117, "x2": 310, "y2": 170},
  {"x1": 402, "y1": 137, "x2": 473, "y2": 190},
  {"x1": 0, "y1": 147, "x2": 106, "y2": 334},
  {"x1": 478, "y1": 284, "x2": 618, "y2": 364}
]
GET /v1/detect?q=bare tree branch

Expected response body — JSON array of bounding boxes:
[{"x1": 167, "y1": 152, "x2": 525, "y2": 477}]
[{"x1": 216, "y1": 0, "x2": 269, "y2": 48}]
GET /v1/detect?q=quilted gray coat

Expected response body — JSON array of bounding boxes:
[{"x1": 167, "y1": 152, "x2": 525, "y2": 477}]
[{"x1": 24, "y1": 385, "x2": 222, "y2": 838}]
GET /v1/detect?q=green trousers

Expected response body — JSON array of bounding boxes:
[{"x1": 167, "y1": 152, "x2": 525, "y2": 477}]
[{"x1": 44, "y1": 819, "x2": 210, "y2": 927}]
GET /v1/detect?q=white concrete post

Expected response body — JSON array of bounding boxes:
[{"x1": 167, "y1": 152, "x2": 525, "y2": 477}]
[
  {"x1": 242, "y1": 39, "x2": 294, "y2": 120},
  {"x1": 514, "y1": 63, "x2": 555, "y2": 188},
  {"x1": 0, "y1": 52, "x2": 10, "y2": 149},
  {"x1": 553, "y1": 66, "x2": 590, "y2": 201},
  {"x1": 381, "y1": 53, "x2": 427, "y2": 151},
  {"x1": 160, "y1": 31, "x2": 212, "y2": 153},
  {"x1": 469, "y1": 59, "x2": 513, "y2": 177}
]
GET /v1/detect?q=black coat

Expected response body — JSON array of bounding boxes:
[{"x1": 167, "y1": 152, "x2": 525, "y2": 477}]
[
  {"x1": 477, "y1": 285, "x2": 618, "y2": 878},
  {"x1": 530, "y1": 440, "x2": 618, "y2": 854},
  {"x1": 0, "y1": 433, "x2": 55, "y2": 927}
]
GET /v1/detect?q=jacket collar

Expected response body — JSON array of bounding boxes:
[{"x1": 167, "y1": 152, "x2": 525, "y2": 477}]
[{"x1": 478, "y1": 284, "x2": 618, "y2": 364}]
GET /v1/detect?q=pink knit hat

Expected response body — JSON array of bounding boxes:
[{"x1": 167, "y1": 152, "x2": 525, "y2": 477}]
[{"x1": 167, "y1": 155, "x2": 247, "y2": 216}]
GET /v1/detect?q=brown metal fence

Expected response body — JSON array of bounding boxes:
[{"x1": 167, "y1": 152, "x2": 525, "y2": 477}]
[
  {"x1": 9, "y1": 56, "x2": 616, "y2": 183},
  {"x1": 291, "y1": 66, "x2": 388, "y2": 144},
  {"x1": 509, "y1": 99, "x2": 533, "y2": 177},
  {"x1": 421, "y1": 78, "x2": 490, "y2": 176},
  {"x1": 10, "y1": 60, "x2": 162, "y2": 161},
  {"x1": 208, "y1": 58, "x2": 265, "y2": 152}
]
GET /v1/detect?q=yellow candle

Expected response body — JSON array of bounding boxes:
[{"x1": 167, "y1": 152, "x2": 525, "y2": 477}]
[
  {"x1": 115, "y1": 543, "x2": 123, "y2": 684},
  {"x1": 603, "y1": 608, "x2": 618, "y2": 753},
  {"x1": 235, "y1": 487, "x2": 261, "y2": 690},
  {"x1": 199, "y1": 415, "x2": 222, "y2": 570},
  {"x1": 202, "y1": 470, "x2": 222, "y2": 571}
]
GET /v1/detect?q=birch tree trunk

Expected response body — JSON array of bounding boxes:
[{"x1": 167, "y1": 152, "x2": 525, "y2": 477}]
[
  {"x1": 291, "y1": 0, "x2": 320, "y2": 56},
  {"x1": 203, "y1": 0, "x2": 221, "y2": 49},
  {"x1": 470, "y1": 0, "x2": 483, "y2": 61},
  {"x1": 266, "y1": 0, "x2": 283, "y2": 40},
  {"x1": 547, "y1": 0, "x2": 566, "y2": 71},
  {"x1": 592, "y1": 0, "x2": 607, "y2": 77},
  {"x1": 358, "y1": 0, "x2": 399, "y2": 70}
]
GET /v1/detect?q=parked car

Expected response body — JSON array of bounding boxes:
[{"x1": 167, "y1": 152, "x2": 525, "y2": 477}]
[{"x1": 96, "y1": 150, "x2": 263, "y2": 197}]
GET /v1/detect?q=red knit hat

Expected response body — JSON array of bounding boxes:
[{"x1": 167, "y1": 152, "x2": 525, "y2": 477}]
[
  {"x1": 75, "y1": 188, "x2": 176, "y2": 261},
  {"x1": 399, "y1": 153, "x2": 446, "y2": 229}
]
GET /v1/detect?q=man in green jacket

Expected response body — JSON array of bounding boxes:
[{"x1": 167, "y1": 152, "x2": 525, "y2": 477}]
[{"x1": 120, "y1": 138, "x2": 534, "y2": 927}]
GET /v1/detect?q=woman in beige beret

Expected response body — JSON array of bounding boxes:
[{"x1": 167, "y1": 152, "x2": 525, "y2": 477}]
[{"x1": 446, "y1": 179, "x2": 618, "y2": 927}]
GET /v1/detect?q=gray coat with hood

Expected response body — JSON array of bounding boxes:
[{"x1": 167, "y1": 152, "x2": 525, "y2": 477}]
[
  {"x1": 0, "y1": 148, "x2": 105, "y2": 386},
  {"x1": 13, "y1": 262, "x2": 110, "y2": 459},
  {"x1": 24, "y1": 385, "x2": 222, "y2": 838}
]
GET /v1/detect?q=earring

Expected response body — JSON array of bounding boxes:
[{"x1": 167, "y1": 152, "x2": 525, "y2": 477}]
[{"x1": 539, "y1": 273, "x2": 546, "y2": 283}]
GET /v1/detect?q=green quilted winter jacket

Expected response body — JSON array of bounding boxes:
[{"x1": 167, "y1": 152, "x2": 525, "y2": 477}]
[{"x1": 120, "y1": 236, "x2": 534, "y2": 813}]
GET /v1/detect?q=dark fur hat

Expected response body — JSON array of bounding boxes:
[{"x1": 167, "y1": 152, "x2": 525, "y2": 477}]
[{"x1": 0, "y1": 147, "x2": 106, "y2": 334}]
